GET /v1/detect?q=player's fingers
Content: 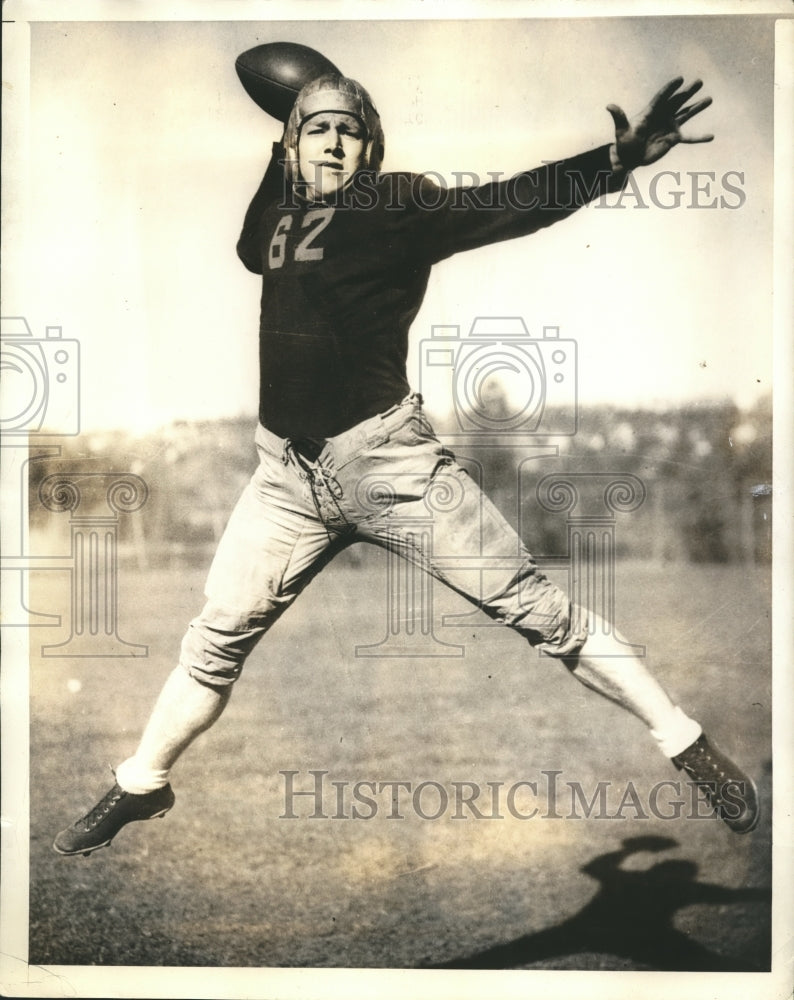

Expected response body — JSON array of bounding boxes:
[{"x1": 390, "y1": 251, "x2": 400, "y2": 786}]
[
  {"x1": 648, "y1": 76, "x2": 685, "y2": 111},
  {"x1": 606, "y1": 103, "x2": 630, "y2": 132},
  {"x1": 678, "y1": 133, "x2": 715, "y2": 144},
  {"x1": 675, "y1": 96, "x2": 713, "y2": 126},
  {"x1": 667, "y1": 78, "x2": 705, "y2": 113}
]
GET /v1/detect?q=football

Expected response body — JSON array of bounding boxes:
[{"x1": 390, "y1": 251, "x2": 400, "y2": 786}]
[{"x1": 235, "y1": 42, "x2": 342, "y2": 122}]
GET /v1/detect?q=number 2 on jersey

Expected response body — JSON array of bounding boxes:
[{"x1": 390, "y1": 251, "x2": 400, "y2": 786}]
[{"x1": 267, "y1": 208, "x2": 334, "y2": 270}]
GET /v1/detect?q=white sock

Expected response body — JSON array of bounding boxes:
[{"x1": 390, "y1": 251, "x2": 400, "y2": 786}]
[
  {"x1": 650, "y1": 706, "x2": 702, "y2": 758},
  {"x1": 115, "y1": 757, "x2": 171, "y2": 795}
]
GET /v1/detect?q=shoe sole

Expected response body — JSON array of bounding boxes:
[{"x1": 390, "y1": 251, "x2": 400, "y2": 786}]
[
  {"x1": 52, "y1": 808, "x2": 171, "y2": 857},
  {"x1": 688, "y1": 774, "x2": 761, "y2": 835},
  {"x1": 723, "y1": 775, "x2": 761, "y2": 835}
]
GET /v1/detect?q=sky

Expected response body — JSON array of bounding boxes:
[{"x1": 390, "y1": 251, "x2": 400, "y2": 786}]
[{"x1": 2, "y1": 9, "x2": 783, "y2": 433}]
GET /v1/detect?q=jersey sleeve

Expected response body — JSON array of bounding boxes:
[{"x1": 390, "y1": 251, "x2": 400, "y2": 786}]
[
  {"x1": 236, "y1": 141, "x2": 288, "y2": 274},
  {"x1": 420, "y1": 144, "x2": 627, "y2": 264}
]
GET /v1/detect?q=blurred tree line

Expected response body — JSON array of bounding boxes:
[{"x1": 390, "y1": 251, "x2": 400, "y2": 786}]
[{"x1": 28, "y1": 396, "x2": 772, "y2": 567}]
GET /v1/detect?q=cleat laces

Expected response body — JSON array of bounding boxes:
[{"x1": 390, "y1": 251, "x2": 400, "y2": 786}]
[{"x1": 80, "y1": 786, "x2": 125, "y2": 831}]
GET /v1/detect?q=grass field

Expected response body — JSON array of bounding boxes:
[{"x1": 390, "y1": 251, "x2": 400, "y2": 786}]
[{"x1": 28, "y1": 557, "x2": 772, "y2": 971}]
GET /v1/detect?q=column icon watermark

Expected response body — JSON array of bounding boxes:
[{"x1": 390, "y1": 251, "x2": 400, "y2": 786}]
[{"x1": 37, "y1": 473, "x2": 149, "y2": 657}]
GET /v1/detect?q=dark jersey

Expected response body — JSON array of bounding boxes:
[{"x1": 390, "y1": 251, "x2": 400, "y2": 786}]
[{"x1": 237, "y1": 143, "x2": 621, "y2": 439}]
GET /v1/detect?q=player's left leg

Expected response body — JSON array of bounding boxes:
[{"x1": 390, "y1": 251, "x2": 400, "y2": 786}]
[
  {"x1": 560, "y1": 624, "x2": 759, "y2": 832},
  {"x1": 346, "y1": 404, "x2": 758, "y2": 833},
  {"x1": 559, "y1": 613, "x2": 699, "y2": 744}
]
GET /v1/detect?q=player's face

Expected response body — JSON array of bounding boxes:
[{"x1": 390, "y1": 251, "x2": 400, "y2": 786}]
[{"x1": 298, "y1": 112, "x2": 366, "y2": 198}]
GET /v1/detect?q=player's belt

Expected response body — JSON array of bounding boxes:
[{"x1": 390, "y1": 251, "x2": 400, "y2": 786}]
[
  {"x1": 290, "y1": 437, "x2": 325, "y2": 462},
  {"x1": 257, "y1": 391, "x2": 423, "y2": 468}
]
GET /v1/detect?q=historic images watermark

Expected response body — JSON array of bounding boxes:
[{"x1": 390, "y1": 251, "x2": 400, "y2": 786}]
[
  {"x1": 356, "y1": 315, "x2": 647, "y2": 659},
  {"x1": 0, "y1": 317, "x2": 81, "y2": 437},
  {"x1": 419, "y1": 318, "x2": 577, "y2": 441},
  {"x1": 283, "y1": 163, "x2": 747, "y2": 212},
  {"x1": 0, "y1": 315, "x2": 148, "y2": 656},
  {"x1": 277, "y1": 769, "x2": 749, "y2": 824}
]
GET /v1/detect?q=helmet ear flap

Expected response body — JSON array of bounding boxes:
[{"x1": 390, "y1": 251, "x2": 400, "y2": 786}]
[
  {"x1": 283, "y1": 137, "x2": 299, "y2": 187},
  {"x1": 364, "y1": 122, "x2": 385, "y2": 173}
]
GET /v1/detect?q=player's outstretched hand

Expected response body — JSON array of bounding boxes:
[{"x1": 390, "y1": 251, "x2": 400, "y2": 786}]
[{"x1": 607, "y1": 77, "x2": 713, "y2": 170}]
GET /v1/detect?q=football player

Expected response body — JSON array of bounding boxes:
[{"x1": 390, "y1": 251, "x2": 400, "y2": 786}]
[{"x1": 54, "y1": 69, "x2": 758, "y2": 857}]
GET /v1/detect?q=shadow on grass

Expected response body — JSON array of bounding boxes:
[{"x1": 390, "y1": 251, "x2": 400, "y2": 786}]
[{"x1": 431, "y1": 834, "x2": 771, "y2": 972}]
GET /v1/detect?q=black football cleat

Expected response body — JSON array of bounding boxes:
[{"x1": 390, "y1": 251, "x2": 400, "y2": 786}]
[
  {"x1": 672, "y1": 734, "x2": 759, "y2": 834},
  {"x1": 53, "y1": 782, "x2": 175, "y2": 856}
]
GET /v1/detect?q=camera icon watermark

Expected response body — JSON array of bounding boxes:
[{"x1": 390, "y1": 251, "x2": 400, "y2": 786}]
[
  {"x1": 0, "y1": 316, "x2": 80, "y2": 436},
  {"x1": 1, "y1": 315, "x2": 147, "y2": 654},
  {"x1": 418, "y1": 317, "x2": 577, "y2": 443}
]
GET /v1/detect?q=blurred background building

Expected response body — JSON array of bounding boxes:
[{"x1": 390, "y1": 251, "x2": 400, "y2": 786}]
[{"x1": 28, "y1": 395, "x2": 772, "y2": 570}]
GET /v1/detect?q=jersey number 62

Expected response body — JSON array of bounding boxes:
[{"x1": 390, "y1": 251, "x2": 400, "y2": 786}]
[{"x1": 267, "y1": 208, "x2": 334, "y2": 269}]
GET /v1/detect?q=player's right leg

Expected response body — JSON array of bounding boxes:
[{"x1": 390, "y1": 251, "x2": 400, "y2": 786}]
[
  {"x1": 51, "y1": 609, "x2": 265, "y2": 857},
  {"x1": 53, "y1": 425, "x2": 341, "y2": 856}
]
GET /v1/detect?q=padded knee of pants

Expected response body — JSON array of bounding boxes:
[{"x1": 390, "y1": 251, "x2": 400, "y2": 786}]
[
  {"x1": 529, "y1": 600, "x2": 590, "y2": 658},
  {"x1": 482, "y1": 567, "x2": 589, "y2": 658},
  {"x1": 178, "y1": 603, "x2": 272, "y2": 687}
]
